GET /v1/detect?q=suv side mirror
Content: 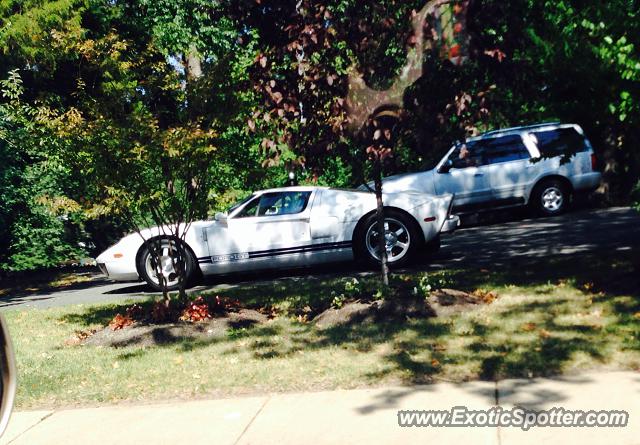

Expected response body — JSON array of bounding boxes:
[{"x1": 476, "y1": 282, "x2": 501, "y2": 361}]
[
  {"x1": 0, "y1": 315, "x2": 16, "y2": 438},
  {"x1": 214, "y1": 212, "x2": 228, "y2": 223},
  {"x1": 438, "y1": 159, "x2": 453, "y2": 174}
]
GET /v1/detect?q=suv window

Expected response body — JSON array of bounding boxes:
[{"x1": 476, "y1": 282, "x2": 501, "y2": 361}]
[
  {"x1": 235, "y1": 191, "x2": 311, "y2": 218},
  {"x1": 449, "y1": 143, "x2": 485, "y2": 169},
  {"x1": 481, "y1": 135, "x2": 530, "y2": 164},
  {"x1": 448, "y1": 134, "x2": 529, "y2": 168},
  {"x1": 530, "y1": 128, "x2": 589, "y2": 157}
]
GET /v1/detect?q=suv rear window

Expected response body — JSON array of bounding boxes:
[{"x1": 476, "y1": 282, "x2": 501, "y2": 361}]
[{"x1": 530, "y1": 128, "x2": 589, "y2": 157}]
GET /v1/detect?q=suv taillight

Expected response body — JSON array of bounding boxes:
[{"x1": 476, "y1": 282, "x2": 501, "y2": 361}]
[{"x1": 591, "y1": 153, "x2": 597, "y2": 171}]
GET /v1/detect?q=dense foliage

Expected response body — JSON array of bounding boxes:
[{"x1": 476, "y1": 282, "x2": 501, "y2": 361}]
[{"x1": 0, "y1": 0, "x2": 638, "y2": 272}]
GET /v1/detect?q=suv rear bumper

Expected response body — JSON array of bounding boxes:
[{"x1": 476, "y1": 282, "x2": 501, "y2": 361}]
[{"x1": 571, "y1": 172, "x2": 602, "y2": 193}]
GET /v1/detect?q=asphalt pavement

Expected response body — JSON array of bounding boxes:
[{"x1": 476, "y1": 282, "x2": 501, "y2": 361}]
[{"x1": 1, "y1": 206, "x2": 638, "y2": 310}]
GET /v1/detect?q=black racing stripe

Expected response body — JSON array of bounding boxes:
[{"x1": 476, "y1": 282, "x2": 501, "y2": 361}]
[
  {"x1": 249, "y1": 241, "x2": 352, "y2": 259},
  {"x1": 248, "y1": 241, "x2": 351, "y2": 256},
  {"x1": 198, "y1": 241, "x2": 352, "y2": 263}
]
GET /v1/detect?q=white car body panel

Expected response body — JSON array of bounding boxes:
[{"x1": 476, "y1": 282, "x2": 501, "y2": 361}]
[
  {"x1": 379, "y1": 123, "x2": 602, "y2": 213},
  {"x1": 96, "y1": 186, "x2": 457, "y2": 282}
]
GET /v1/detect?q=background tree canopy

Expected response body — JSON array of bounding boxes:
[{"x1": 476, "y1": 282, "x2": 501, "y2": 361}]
[{"x1": 0, "y1": 0, "x2": 638, "y2": 273}]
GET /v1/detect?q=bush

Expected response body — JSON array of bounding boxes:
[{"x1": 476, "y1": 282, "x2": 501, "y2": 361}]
[{"x1": 418, "y1": 272, "x2": 453, "y2": 295}]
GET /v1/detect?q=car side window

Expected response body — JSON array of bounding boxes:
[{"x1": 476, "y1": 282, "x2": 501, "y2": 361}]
[
  {"x1": 530, "y1": 128, "x2": 588, "y2": 157},
  {"x1": 236, "y1": 192, "x2": 312, "y2": 218},
  {"x1": 483, "y1": 135, "x2": 530, "y2": 165},
  {"x1": 234, "y1": 197, "x2": 260, "y2": 218},
  {"x1": 449, "y1": 144, "x2": 484, "y2": 169}
]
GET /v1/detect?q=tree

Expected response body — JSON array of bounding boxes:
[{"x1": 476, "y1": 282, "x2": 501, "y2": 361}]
[
  {"x1": 0, "y1": 70, "x2": 86, "y2": 273},
  {"x1": 1, "y1": 0, "x2": 639, "y2": 278},
  {"x1": 234, "y1": 0, "x2": 479, "y2": 286}
]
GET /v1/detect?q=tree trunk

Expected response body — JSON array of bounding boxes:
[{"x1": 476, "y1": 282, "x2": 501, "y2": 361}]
[
  {"x1": 149, "y1": 238, "x2": 169, "y2": 303},
  {"x1": 373, "y1": 161, "x2": 389, "y2": 287},
  {"x1": 185, "y1": 46, "x2": 202, "y2": 81}
]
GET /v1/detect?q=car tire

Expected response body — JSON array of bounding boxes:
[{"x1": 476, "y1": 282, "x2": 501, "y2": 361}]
[
  {"x1": 354, "y1": 209, "x2": 421, "y2": 268},
  {"x1": 531, "y1": 178, "x2": 570, "y2": 216},
  {"x1": 136, "y1": 238, "x2": 198, "y2": 291}
]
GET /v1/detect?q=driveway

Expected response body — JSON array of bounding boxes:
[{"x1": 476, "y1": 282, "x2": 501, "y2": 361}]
[{"x1": 1, "y1": 206, "x2": 638, "y2": 310}]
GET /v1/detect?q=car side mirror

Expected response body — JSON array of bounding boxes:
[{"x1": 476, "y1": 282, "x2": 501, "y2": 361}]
[
  {"x1": 214, "y1": 212, "x2": 228, "y2": 223},
  {"x1": 438, "y1": 159, "x2": 453, "y2": 174},
  {"x1": 0, "y1": 315, "x2": 16, "y2": 438}
]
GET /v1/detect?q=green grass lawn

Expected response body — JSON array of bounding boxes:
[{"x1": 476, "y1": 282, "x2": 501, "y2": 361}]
[{"x1": 4, "y1": 251, "x2": 640, "y2": 410}]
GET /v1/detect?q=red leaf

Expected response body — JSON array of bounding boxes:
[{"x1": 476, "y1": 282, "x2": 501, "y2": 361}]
[{"x1": 109, "y1": 313, "x2": 133, "y2": 331}]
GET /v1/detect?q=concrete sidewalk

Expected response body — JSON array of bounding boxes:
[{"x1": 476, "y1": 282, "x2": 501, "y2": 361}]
[{"x1": 2, "y1": 371, "x2": 639, "y2": 445}]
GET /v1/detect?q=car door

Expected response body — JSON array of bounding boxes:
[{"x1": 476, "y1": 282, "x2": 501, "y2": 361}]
[
  {"x1": 434, "y1": 142, "x2": 493, "y2": 211},
  {"x1": 208, "y1": 190, "x2": 314, "y2": 266},
  {"x1": 480, "y1": 134, "x2": 533, "y2": 204}
]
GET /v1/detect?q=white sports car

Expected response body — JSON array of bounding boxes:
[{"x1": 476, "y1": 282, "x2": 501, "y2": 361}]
[{"x1": 96, "y1": 186, "x2": 459, "y2": 290}]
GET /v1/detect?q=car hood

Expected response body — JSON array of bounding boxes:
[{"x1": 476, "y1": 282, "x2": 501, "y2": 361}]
[{"x1": 378, "y1": 169, "x2": 437, "y2": 195}]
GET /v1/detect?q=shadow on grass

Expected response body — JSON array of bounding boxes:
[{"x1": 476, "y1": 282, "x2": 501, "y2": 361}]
[{"x1": 58, "y1": 248, "x2": 640, "y2": 386}]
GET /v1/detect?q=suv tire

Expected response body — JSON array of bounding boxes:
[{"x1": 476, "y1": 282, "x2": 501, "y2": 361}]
[{"x1": 531, "y1": 178, "x2": 570, "y2": 216}]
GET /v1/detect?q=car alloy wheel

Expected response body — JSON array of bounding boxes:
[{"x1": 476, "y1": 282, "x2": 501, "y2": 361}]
[
  {"x1": 541, "y1": 186, "x2": 564, "y2": 213},
  {"x1": 143, "y1": 239, "x2": 183, "y2": 288},
  {"x1": 365, "y1": 217, "x2": 412, "y2": 263}
]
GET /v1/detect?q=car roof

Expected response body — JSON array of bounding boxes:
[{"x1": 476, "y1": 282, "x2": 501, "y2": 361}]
[
  {"x1": 466, "y1": 122, "x2": 582, "y2": 143},
  {"x1": 256, "y1": 185, "x2": 327, "y2": 194}
]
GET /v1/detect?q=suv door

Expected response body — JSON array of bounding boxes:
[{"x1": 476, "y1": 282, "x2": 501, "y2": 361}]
[
  {"x1": 480, "y1": 134, "x2": 533, "y2": 204},
  {"x1": 435, "y1": 143, "x2": 493, "y2": 211}
]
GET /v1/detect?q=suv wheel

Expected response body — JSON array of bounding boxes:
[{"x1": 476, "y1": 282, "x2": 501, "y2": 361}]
[{"x1": 531, "y1": 179, "x2": 570, "y2": 216}]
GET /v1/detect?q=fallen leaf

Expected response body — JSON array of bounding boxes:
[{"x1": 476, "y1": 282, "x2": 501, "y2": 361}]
[{"x1": 109, "y1": 313, "x2": 133, "y2": 331}]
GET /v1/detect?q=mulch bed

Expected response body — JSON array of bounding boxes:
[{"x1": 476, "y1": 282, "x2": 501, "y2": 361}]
[
  {"x1": 83, "y1": 309, "x2": 267, "y2": 348},
  {"x1": 76, "y1": 288, "x2": 496, "y2": 347}
]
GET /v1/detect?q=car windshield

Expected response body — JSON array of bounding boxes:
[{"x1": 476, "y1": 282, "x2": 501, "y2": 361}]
[
  {"x1": 226, "y1": 194, "x2": 254, "y2": 214},
  {"x1": 356, "y1": 183, "x2": 375, "y2": 192}
]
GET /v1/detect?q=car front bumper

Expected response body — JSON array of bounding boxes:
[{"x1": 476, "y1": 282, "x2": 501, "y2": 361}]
[
  {"x1": 441, "y1": 214, "x2": 460, "y2": 233},
  {"x1": 97, "y1": 261, "x2": 139, "y2": 282}
]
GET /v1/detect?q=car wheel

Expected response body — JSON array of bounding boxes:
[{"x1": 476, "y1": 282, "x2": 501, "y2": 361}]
[
  {"x1": 531, "y1": 179, "x2": 570, "y2": 216},
  {"x1": 137, "y1": 238, "x2": 197, "y2": 291},
  {"x1": 355, "y1": 210, "x2": 421, "y2": 268}
]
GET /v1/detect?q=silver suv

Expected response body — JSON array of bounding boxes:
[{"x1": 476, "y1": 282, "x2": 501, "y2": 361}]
[{"x1": 379, "y1": 122, "x2": 602, "y2": 216}]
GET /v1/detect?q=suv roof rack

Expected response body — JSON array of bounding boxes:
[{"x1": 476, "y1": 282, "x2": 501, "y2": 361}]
[{"x1": 480, "y1": 121, "x2": 562, "y2": 137}]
